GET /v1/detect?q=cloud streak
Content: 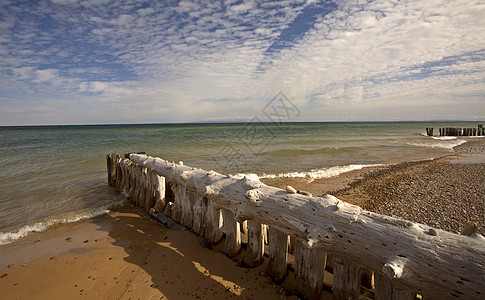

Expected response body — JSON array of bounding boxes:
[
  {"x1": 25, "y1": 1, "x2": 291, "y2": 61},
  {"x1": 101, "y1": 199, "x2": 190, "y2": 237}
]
[{"x1": 0, "y1": 0, "x2": 484, "y2": 125}]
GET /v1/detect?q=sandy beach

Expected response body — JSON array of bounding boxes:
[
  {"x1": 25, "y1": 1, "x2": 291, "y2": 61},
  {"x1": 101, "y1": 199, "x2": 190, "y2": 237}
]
[
  {"x1": 1, "y1": 138, "x2": 484, "y2": 299},
  {"x1": 0, "y1": 205, "x2": 305, "y2": 299}
]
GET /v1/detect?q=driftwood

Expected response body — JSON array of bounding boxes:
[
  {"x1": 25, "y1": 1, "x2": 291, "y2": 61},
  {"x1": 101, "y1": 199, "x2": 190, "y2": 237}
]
[
  {"x1": 243, "y1": 220, "x2": 264, "y2": 267},
  {"x1": 294, "y1": 240, "x2": 327, "y2": 300},
  {"x1": 110, "y1": 153, "x2": 485, "y2": 299},
  {"x1": 268, "y1": 227, "x2": 288, "y2": 283},
  {"x1": 107, "y1": 154, "x2": 485, "y2": 299}
]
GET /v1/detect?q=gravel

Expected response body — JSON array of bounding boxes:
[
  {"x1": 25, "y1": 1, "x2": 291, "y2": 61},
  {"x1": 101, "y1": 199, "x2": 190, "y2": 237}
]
[{"x1": 333, "y1": 140, "x2": 485, "y2": 235}]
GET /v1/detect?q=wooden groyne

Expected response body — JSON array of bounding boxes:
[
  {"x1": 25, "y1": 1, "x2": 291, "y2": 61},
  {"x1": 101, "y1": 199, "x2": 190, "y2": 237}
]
[
  {"x1": 107, "y1": 153, "x2": 485, "y2": 300},
  {"x1": 426, "y1": 124, "x2": 484, "y2": 136}
]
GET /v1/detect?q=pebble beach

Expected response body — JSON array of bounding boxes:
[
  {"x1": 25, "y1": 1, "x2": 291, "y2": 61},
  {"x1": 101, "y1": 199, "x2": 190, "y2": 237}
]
[{"x1": 330, "y1": 139, "x2": 485, "y2": 235}]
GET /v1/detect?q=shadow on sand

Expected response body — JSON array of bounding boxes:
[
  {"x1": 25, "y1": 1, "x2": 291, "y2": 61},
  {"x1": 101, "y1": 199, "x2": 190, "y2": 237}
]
[{"x1": 93, "y1": 203, "x2": 284, "y2": 299}]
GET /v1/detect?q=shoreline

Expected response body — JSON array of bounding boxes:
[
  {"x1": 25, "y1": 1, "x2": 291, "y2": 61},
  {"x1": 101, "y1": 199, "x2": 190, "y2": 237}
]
[
  {"x1": 262, "y1": 138, "x2": 485, "y2": 235},
  {"x1": 1, "y1": 139, "x2": 484, "y2": 298},
  {"x1": 0, "y1": 205, "x2": 300, "y2": 299}
]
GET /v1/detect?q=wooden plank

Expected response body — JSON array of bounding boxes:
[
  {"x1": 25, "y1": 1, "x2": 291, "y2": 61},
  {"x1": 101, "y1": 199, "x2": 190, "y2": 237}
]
[
  {"x1": 129, "y1": 154, "x2": 485, "y2": 299},
  {"x1": 268, "y1": 227, "x2": 288, "y2": 283},
  {"x1": 332, "y1": 255, "x2": 362, "y2": 300},
  {"x1": 294, "y1": 240, "x2": 326, "y2": 300},
  {"x1": 375, "y1": 273, "x2": 415, "y2": 300},
  {"x1": 243, "y1": 220, "x2": 264, "y2": 267},
  {"x1": 222, "y1": 209, "x2": 241, "y2": 257}
]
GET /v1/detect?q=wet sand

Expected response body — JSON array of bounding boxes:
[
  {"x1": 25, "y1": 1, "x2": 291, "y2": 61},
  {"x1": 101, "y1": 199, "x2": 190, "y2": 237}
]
[{"x1": 0, "y1": 205, "x2": 302, "y2": 300}]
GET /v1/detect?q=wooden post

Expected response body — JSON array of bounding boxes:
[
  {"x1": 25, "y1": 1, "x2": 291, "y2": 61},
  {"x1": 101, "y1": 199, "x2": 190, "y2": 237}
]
[
  {"x1": 222, "y1": 209, "x2": 241, "y2": 257},
  {"x1": 153, "y1": 173, "x2": 166, "y2": 213},
  {"x1": 294, "y1": 240, "x2": 327, "y2": 300},
  {"x1": 332, "y1": 255, "x2": 362, "y2": 300},
  {"x1": 243, "y1": 220, "x2": 265, "y2": 267},
  {"x1": 143, "y1": 169, "x2": 156, "y2": 212},
  {"x1": 181, "y1": 190, "x2": 198, "y2": 230},
  {"x1": 132, "y1": 165, "x2": 141, "y2": 204},
  {"x1": 375, "y1": 273, "x2": 415, "y2": 300},
  {"x1": 204, "y1": 199, "x2": 223, "y2": 245},
  {"x1": 106, "y1": 154, "x2": 116, "y2": 186},
  {"x1": 138, "y1": 167, "x2": 148, "y2": 209},
  {"x1": 268, "y1": 227, "x2": 288, "y2": 283},
  {"x1": 115, "y1": 156, "x2": 122, "y2": 192},
  {"x1": 170, "y1": 183, "x2": 184, "y2": 223},
  {"x1": 192, "y1": 195, "x2": 207, "y2": 236},
  {"x1": 128, "y1": 163, "x2": 137, "y2": 200}
]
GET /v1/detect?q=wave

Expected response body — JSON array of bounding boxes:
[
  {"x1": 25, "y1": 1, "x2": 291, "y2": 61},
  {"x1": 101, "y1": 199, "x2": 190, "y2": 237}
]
[
  {"x1": 0, "y1": 206, "x2": 114, "y2": 246},
  {"x1": 407, "y1": 139, "x2": 467, "y2": 150},
  {"x1": 237, "y1": 164, "x2": 384, "y2": 182},
  {"x1": 431, "y1": 136, "x2": 457, "y2": 140}
]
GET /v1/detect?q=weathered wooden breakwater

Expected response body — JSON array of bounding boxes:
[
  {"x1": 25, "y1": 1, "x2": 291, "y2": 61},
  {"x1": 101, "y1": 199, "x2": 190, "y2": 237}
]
[
  {"x1": 426, "y1": 124, "x2": 484, "y2": 136},
  {"x1": 107, "y1": 153, "x2": 485, "y2": 300}
]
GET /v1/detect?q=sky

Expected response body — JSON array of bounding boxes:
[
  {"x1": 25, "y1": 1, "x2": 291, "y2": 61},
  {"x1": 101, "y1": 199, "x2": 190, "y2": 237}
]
[{"x1": 0, "y1": 0, "x2": 484, "y2": 125}]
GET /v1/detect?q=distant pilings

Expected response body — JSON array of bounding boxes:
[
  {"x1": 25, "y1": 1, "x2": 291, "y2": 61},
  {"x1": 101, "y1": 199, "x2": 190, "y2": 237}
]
[{"x1": 426, "y1": 124, "x2": 484, "y2": 136}]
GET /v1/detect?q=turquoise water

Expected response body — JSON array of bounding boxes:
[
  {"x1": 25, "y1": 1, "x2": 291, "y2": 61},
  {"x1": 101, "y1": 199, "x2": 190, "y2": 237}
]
[{"x1": 0, "y1": 122, "x2": 480, "y2": 244}]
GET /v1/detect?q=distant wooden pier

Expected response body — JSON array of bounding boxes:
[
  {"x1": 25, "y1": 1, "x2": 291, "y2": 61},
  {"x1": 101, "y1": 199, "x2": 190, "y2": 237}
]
[
  {"x1": 426, "y1": 124, "x2": 484, "y2": 136},
  {"x1": 107, "y1": 153, "x2": 485, "y2": 300}
]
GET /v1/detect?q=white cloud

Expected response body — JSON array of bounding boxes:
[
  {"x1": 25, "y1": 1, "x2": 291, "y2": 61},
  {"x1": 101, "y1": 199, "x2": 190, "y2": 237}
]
[{"x1": 0, "y1": 0, "x2": 484, "y2": 125}]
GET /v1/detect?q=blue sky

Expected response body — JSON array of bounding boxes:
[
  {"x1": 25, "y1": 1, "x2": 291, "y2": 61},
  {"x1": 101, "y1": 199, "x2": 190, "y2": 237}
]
[{"x1": 0, "y1": 0, "x2": 484, "y2": 125}]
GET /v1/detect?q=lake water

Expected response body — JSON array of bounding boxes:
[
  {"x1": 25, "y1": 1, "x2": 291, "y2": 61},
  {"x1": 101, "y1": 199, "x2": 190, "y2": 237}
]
[{"x1": 0, "y1": 121, "x2": 477, "y2": 244}]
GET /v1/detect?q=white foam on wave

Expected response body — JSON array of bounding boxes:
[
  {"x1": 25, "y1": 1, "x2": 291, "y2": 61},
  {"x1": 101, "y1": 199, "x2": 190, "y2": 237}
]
[
  {"x1": 251, "y1": 164, "x2": 384, "y2": 181},
  {"x1": 232, "y1": 173, "x2": 260, "y2": 181},
  {"x1": 431, "y1": 136, "x2": 457, "y2": 140},
  {"x1": 407, "y1": 139, "x2": 467, "y2": 150},
  {"x1": 0, "y1": 207, "x2": 111, "y2": 246}
]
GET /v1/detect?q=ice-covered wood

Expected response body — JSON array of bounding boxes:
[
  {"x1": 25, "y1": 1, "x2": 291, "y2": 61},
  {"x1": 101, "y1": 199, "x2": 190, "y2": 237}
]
[
  {"x1": 294, "y1": 240, "x2": 327, "y2": 300},
  {"x1": 243, "y1": 220, "x2": 264, "y2": 267},
  {"x1": 268, "y1": 227, "x2": 288, "y2": 283},
  {"x1": 332, "y1": 255, "x2": 362, "y2": 300},
  {"x1": 222, "y1": 209, "x2": 241, "y2": 257},
  {"x1": 128, "y1": 154, "x2": 485, "y2": 299}
]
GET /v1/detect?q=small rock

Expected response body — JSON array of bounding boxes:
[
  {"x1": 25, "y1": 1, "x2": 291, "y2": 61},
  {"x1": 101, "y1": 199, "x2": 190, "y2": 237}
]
[
  {"x1": 1, "y1": 273, "x2": 7, "y2": 278},
  {"x1": 286, "y1": 185, "x2": 297, "y2": 194},
  {"x1": 7, "y1": 264, "x2": 14, "y2": 268}
]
